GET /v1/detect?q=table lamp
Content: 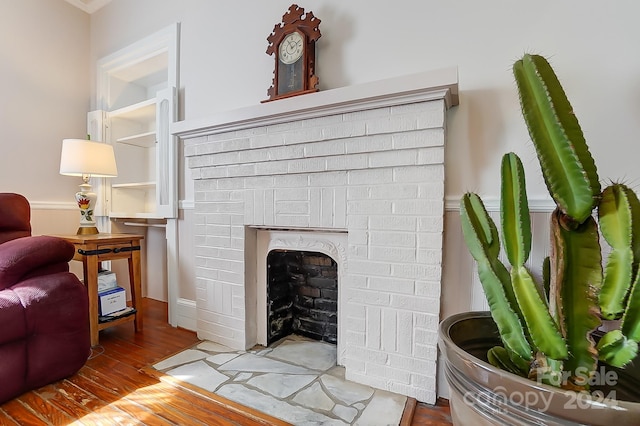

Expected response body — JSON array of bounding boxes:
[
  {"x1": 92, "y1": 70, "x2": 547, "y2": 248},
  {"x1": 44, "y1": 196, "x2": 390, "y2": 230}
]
[{"x1": 59, "y1": 138, "x2": 118, "y2": 235}]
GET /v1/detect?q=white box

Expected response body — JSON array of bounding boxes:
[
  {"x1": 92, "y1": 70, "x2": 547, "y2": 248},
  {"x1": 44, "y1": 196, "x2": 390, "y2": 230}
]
[
  {"x1": 99, "y1": 286, "x2": 126, "y2": 316},
  {"x1": 98, "y1": 271, "x2": 118, "y2": 292}
]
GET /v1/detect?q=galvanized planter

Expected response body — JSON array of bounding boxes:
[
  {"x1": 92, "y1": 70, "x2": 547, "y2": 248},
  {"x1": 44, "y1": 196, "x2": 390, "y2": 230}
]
[{"x1": 438, "y1": 312, "x2": 640, "y2": 426}]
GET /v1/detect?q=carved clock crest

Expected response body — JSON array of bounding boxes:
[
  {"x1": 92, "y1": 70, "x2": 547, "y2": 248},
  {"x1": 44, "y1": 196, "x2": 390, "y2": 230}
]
[{"x1": 263, "y1": 4, "x2": 321, "y2": 103}]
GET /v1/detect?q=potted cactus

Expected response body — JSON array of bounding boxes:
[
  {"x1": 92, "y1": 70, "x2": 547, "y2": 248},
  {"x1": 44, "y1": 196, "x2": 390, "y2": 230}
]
[{"x1": 438, "y1": 53, "x2": 640, "y2": 425}]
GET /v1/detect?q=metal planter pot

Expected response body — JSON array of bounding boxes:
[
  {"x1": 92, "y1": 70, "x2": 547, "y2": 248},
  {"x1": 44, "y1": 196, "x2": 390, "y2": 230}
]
[{"x1": 438, "y1": 312, "x2": 640, "y2": 426}]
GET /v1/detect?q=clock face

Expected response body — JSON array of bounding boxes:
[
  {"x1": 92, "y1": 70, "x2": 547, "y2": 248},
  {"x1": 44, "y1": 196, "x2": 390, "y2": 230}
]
[{"x1": 279, "y1": 32, "x2": 304, "y2": 65}]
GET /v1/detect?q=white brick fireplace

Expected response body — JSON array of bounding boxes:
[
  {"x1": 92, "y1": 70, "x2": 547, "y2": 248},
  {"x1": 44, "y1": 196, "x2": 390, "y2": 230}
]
[{"x1": 173, "y1": 68, "x2": 458, "y2": 403}]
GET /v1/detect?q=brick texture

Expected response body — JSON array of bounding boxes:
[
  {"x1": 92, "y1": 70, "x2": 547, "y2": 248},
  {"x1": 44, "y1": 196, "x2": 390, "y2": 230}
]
[{"x1": 185, "y1": 99, "x2": 446, "y2": 403}]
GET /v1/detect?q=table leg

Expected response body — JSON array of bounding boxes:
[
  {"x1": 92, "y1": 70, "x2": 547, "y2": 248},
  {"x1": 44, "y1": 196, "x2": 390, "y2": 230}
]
[
  {"x1": 129, "y1": 246, "x2": 143, "y2": 332},
  {"x1": 85, "y1": 255, "x2": 100, "y2": 347}
]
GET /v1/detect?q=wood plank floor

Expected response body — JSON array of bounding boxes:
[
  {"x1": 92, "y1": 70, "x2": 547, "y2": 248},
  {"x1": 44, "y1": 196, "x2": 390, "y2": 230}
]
[{"x1": 0, "y1": 298, "x2": 452, "y2": 425}]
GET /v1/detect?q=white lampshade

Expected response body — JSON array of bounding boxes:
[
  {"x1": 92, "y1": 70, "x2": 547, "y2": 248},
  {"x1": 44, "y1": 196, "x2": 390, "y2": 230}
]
[{"x1": 59, "y1": 139, "x2": 118, "y2": 177}]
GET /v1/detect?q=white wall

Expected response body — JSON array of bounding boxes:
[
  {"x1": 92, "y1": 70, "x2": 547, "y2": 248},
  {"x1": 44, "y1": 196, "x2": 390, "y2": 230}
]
[{"x1": 0, "y1": 0, "x2": 90, "y2": 202}]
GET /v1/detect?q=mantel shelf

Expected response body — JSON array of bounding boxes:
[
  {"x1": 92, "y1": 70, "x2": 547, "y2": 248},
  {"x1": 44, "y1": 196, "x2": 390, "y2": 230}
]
[{"x1": 171, "y1": 67, "x2": 459, "y2": 139}]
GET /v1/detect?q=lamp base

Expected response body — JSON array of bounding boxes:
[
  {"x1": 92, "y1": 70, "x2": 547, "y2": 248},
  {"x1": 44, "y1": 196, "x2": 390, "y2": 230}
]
[{"x1": 77, "y1": 226, "x2": 99, "y2": 235}]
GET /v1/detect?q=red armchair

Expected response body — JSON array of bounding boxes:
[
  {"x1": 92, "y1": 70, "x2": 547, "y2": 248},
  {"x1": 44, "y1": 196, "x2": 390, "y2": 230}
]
[{"x1": 0, "y1": 193, "x2": 90, "y2": 404}]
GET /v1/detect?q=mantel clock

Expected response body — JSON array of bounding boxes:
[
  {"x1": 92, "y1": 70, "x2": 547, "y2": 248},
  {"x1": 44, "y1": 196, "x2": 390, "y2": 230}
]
[{"x1": 263, "y1": 4, "x2": 321, "y2": 102}]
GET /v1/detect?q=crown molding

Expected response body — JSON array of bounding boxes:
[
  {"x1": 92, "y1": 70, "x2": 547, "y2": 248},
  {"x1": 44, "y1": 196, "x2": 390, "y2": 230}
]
[{"x1": 65, "y1": 0, "x2": 112, "y2": 14}]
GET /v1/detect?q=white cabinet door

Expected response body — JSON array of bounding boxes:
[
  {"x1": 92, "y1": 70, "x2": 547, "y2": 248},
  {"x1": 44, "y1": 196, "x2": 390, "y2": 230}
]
[{"x1": 155, "y1": 86, "x2": 178, "y2": 219}]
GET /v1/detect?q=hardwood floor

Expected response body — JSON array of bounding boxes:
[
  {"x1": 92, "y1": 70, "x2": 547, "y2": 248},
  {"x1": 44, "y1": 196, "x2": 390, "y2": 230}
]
[{"x1": 0, "y1": 298, "x2": 452, "y2": 425}]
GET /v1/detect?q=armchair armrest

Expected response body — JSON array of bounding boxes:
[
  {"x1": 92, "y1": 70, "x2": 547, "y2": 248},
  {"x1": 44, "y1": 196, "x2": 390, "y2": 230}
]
[{"x1": 0, "y1": 236, "x2": 75, "y2": 290}]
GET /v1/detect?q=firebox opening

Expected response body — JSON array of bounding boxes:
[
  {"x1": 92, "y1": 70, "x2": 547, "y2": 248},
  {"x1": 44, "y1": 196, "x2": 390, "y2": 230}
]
[{"x1": 267, "y1": 250, "x2": 338, "y2": 346}]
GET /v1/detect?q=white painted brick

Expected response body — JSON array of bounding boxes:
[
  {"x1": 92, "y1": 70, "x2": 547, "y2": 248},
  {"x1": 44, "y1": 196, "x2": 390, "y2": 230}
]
[
  {"x1": 366, "y1": 306, "x2": 381, "y2": 350},
  {"x1": 275, "y1": 214, "x2": 309, "y2": 228},
  {"x1": 415, "y1": 280, "x2": 442, "y2": 297},
  {"x1": 369, "y1": 215, "x2": 416, "y2": 232},
  {"x1": 243, "y1": 176, "x2": 274, "y2": 189},
  {"x1": 369, "y1": 184, "x2": 419, "y2": 200},
  {"x1": 325, "y1": 153, "x2": 368, "y2": 172},
  {"x1": 346, "y1": 215, "x2": 368, "y2": 230},
  {"x1": 418, "y1": 146, "x2": 445, "y2": 165},
  {"x1": 347, "y1": 168, "x2": 392, "y2": 185},
  {"x1": 417, "y1": 248, "x2": 444, "y2": 265},
  {"x1": 414, "y1": 312, "x2": 440, "y2": 330},
  {"x1": 199, "y1": 166, "x2": 227, "y2": 179},
  {"x1": 397, "y1": 311, "x2": 414, "y2": 355},
  {"x1": 343, "y1": 274, "x2": 369, "y2": 288},
  {"x1": 344, "y1": 302, "x2": 366, "y2": 320},
  {"x1": 367, "y1": 363, "x2": 411, "y2": 385},
  {"x1": 368, "y1": 149, "x2": 420, "y2": 168},
  {"x1": 381, "y1": 308, "x2": 397, "y2": 352},
  {"x1": 205, "y1": 224, "x2": 231, "y2": 237},
  {"x1": 216, "y1": 178, "x2": 245, "y2": 190},
  {"x1": 250, "y1": 133, "x2": 285, "y2": 148},
  {"x1": 344, "y1": 357, "x2": 366, "y2": 375},
  {"x1": 275, "y1": 188, "x2": 308, "y2": 201},
  {"x1": 370, "y1": 231, "x2": 416, "y2": 248},
  {"x1": 392, "y1": 129, "x2": 443, "y2": 149},
  {"x1": 347, "y1": 260, "x2": 391, "y2": 276},
  {"x1": 369, "y1": 246, "x2": 416, "y2": 263},
  {"x1": 349, "y1": 347, "x2": 389, "y2": 365},
  {"x1": 273, "y1": 174, "x2": 308, "y2": 188},
  {"x1": 392, "y1": 264, "x2": 441, "y2": 281},
  {"x1": 287, "y1": 157, "x2": 326, "y2": 174},
  {"x1": 369, "y1": 277, "x2": 415, "y2": 295},
  {"x1": 414, "y1": 343, "x2": 438, "y2": 362},
  {"x1": 303, "y1": 139, "x2": 345, "y2": 157},
  {"x1": 254, "y1": 160, "x2": 288, "y2": 175},
  {"x1": 349, "y1": 244, "x2": 368, "y2": 259},
  {"x1": 393, "y1": 164, "x2": 443, "y2": 183},
  {"x1": 347, "y1": 200, "x2": 392, "y2": 215},
  {"x1": 366, "y1": 114, "x2": 418, "y2": 135},
  {"x1": 345, "y1": 330, "x2": 366, "y2": 347},
  {"x1": 348, "y1": 230, "x2": 368, "y2": 245},
  {"x1": 308, "y1": 170, "x2": 347, "y2": 187},
  {"x1": 270, "y1": 145, "x2": 305, "y2": 161},
  {"x1": 275, "y1": 201, "x2": 308, "y2": 215},
  {"x1": 346, "y1": 186, "x2": 369, "y2": 200},
  {"x1": 322, "y1": 121, "x2": 367, "y2": 139},
  {"x1": 345, "y1": 134, "x2": 393, "y2": 154},
  {"x1": 390, "y1": 294, "x2": 439, "y2": 314},
  {"x1": 393, "y1": 199, "x2": 443, "y2": 216},
  {"x1": 282, "y1": 127, "x2": 324, "y2": 144},
  {"x1": 346, "y1": 288, "x2": 391, "y2": 307},
  {"x1": 334, "y1": 187, "x2": 347, "y2": 228}
]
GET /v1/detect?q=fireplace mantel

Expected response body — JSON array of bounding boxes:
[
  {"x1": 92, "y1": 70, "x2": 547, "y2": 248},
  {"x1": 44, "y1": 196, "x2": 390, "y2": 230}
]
[{"x1": 172, "y1": 67, "x2": 458, "y2": 139}]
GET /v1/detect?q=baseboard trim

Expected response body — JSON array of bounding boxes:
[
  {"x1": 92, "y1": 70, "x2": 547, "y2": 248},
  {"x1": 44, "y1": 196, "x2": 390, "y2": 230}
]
[{"x1": 176, "y1": 297, "x2": 197, "y2": 331}]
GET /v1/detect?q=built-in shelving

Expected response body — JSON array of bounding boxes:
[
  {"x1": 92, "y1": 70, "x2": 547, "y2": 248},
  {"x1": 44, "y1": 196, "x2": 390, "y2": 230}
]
[{"x1": 115, "y1": 132, "x2": 156, "y2": 148}]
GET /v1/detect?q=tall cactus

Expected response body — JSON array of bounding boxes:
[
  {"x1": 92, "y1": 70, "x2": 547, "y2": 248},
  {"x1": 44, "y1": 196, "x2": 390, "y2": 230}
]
[{"x1": 461, "y1": 53, "x2": 640, "y2": 390}]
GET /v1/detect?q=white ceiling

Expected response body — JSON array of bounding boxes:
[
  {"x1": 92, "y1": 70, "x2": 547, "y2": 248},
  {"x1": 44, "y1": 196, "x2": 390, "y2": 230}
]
[{"x1": 65, "y1": 0, "x2": 112, "y2": 14}]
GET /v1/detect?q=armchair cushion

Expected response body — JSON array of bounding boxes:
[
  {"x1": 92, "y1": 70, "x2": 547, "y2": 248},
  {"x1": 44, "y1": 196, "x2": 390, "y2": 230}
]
[{"x1": 0, "y1": 236, "x2": 75, "y2": 290}]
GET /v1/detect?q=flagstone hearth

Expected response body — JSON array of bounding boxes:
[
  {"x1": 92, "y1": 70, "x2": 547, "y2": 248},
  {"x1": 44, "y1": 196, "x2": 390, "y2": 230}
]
[{"x1": 153, "y1": 335, "x2": 407, "y2": 425}]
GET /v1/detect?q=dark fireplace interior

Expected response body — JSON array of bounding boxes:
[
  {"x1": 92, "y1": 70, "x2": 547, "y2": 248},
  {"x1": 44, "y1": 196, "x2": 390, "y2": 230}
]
[{"x1": 267, "y1": 250, "x2": 338, "y2": 345}]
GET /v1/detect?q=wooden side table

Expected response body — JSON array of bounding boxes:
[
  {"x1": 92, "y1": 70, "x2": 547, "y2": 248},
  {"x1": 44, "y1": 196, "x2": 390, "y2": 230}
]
[{"x1": 55, "y1": 233, "x2": 144, "y2": 346}]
